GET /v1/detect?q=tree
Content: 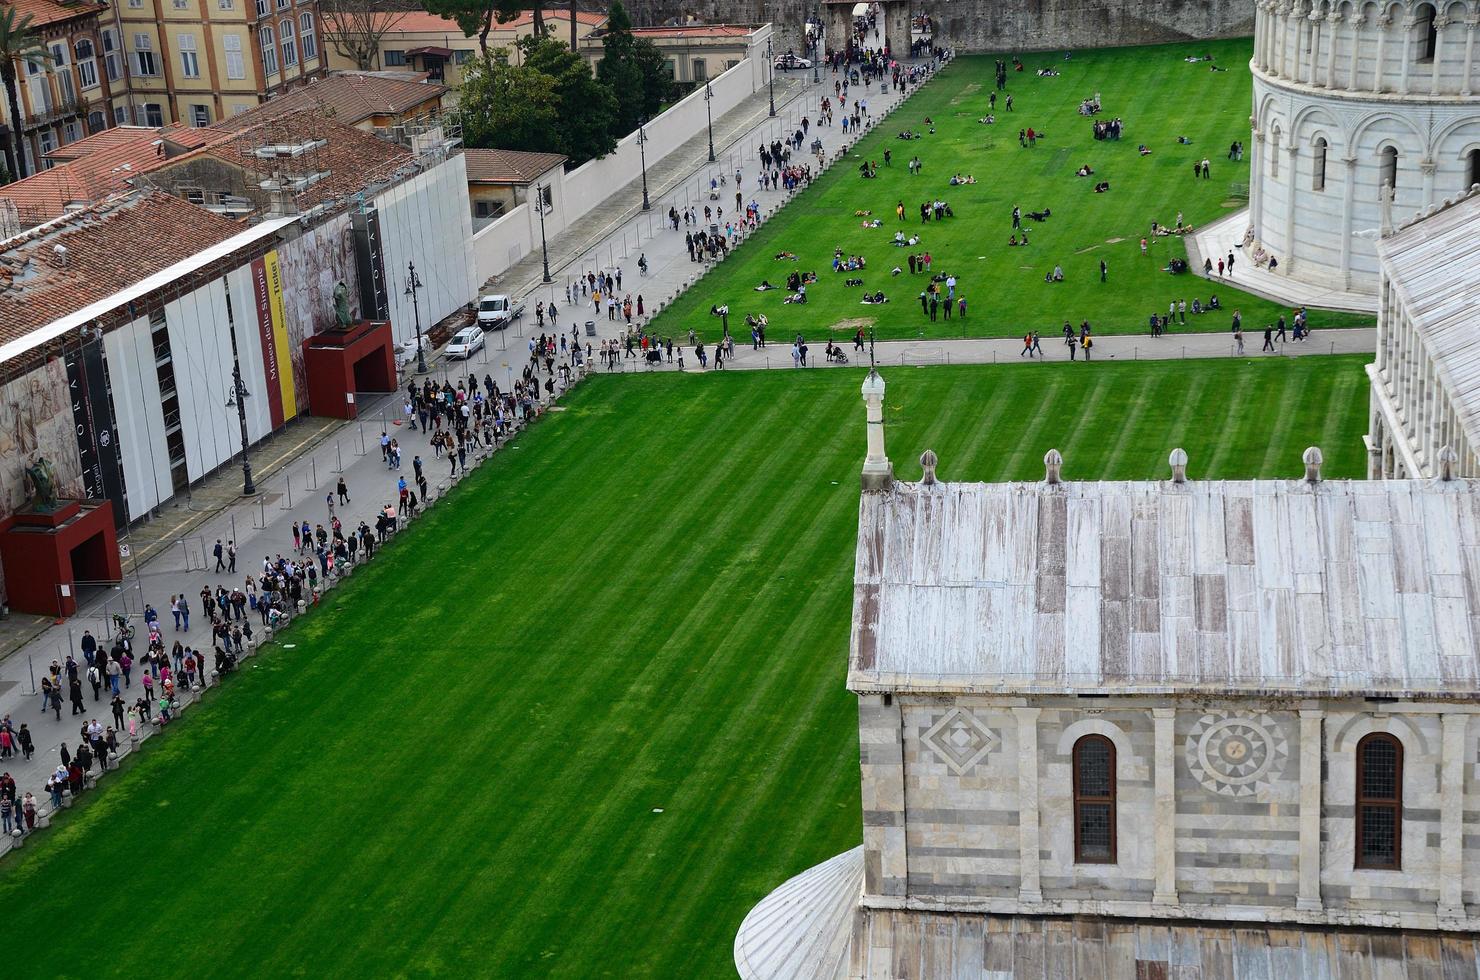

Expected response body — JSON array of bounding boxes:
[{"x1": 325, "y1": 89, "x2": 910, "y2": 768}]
[
  {"x1": 423, "y1": 0, "x2": 534, "y2": 57},
  {"x1": 456, "y1": 51, "x2": 560, "y2": 153},
  {"x1": 0, "y1": 7, "x2": 48, "y2": 181},
  {"x1": 594, "y1": 2, "x2": 666, "y2": 136},
  {"x1": 520, "y1": 35, "x2": 615, "y2": 164},
  {"x1": 320, "y1": 0, "x2": 408, "y2": 72}
]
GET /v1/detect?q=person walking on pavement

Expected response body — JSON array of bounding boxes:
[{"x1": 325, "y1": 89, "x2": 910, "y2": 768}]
[
  {"x1": 1262, "y1": 324, "x2": 1275, "y2": 351},
  {"x1": 227, "y1": 540, "x2": 237, "y2": 574},
  {"x1": 337, "y1": 477, "x2": 350, "y2": 506},
  {"x1": 213, "y1": 539, "x2": 225, "y2": 572}
]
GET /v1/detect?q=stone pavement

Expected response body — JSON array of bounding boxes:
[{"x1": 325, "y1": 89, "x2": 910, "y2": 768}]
[
  {"x1": 585, "y1": 325, "x2": 1375, "y2": 373},
  {"x1": 1187, "y1": 210, "x2": 1378, "y2": 315}
]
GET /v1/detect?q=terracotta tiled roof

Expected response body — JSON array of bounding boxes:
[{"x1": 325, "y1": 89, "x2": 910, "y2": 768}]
[
  {"x1": 202, "y1": 108, "x2": 416, "y2": 208},
  {"x1": 0, "y1": 127, "x2": 185, "y2": 227},
  {"x1": 43, "y1": 126, "x2": 157, "y2": 164},
  {"x1": 462, "y1": 148, "x2": 566, "y2": 184},
  {"x1": 159, "y1": 123, "x2": 236, "y2": 150},
  {"x1": 216, "y1": 72, "x2": 447, "y2": 131},
  {"x1": 5, "y1": 0, "x2": 106, "y2": 29},
  {"x1": 374, "y1": 9, "x2": 607, "y2": 34},
  {"x1": 0, "y1": 192, "x2": 243, "y2": 343}
]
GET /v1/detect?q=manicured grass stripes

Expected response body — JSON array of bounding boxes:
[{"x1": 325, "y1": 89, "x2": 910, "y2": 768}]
[
  {"x1": 0, "y1": 357, "x2": 1371, "y2": 978},
  {"x1": 652, "y1": 40, "x2": 1376, "y2": 342}
]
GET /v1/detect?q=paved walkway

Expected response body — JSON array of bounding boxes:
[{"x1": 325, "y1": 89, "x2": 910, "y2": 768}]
[
  {"x1": 1187, "y1": 210, "x2": 1378, "y2": 315},
  {"x1": 586, "y1": 326, "x2": 1375, "y2": 373}
]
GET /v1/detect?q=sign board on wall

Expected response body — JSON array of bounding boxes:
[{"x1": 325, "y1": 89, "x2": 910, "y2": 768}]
[
  {"x1": 64, "y1": 336, "x2": 128, "y2": 528},
  {"x1": 252, "y1": 250, "x2": 298, "y2": 428}
]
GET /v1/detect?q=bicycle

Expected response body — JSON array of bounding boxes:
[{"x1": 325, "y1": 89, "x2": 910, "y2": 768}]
[{"x1": 112, "y1": 613, "x2": 135, "y2": 641}]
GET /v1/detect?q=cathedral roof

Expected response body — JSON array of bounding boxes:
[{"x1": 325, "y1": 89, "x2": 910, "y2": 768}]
[
  {"x1": 1378, "y1": 188, "x2": 1480, "y2": 466},
  {"x1": 848, "y1": 466, "x2": 1480, "y2": 699}
]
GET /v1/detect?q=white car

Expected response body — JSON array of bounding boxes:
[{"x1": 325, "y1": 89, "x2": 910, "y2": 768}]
[
  {"x1": 773, "y1": 53, "x2": 813, "y2": 71},
  {"x1": 444, "y1": 326, "x2": 485, "y2": 360}
]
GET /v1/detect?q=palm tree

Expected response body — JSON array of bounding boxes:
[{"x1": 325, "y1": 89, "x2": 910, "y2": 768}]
[{"x1": 0, "y1": 7, "x2": 50, "y2": 182}]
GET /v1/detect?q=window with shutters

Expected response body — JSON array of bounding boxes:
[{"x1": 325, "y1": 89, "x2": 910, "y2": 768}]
[
  {"x1": 179, "y1": 35, "x2": 200, "y2": 79},
  {"x1": 1073, "y1": 735, "x2": 1116, "y2": 864},
  {"x1": 261, "y1": 27, "x2": 278, "y2": 75},
  {"x1": 280, "y1": 19, "x2": 297, "y2": 67},
  {"x1": 102, "y1": 30, "x2": 123, "y2": 83},
  {"x1": 133, "y1": 35, "x2": 158, "y2": 77},
  {"x1": 299, "y1": 12, "x2": 316, "y2": 60},
  {"x1": 75, "y1": 40, "x2": 99, "y2": 90},
  {"x1": 224, "y1": 34, "x2": 246, "y2": 80},
  {"x1": 1355, "y1": 733, "x2": 1402, "y2": 870}
]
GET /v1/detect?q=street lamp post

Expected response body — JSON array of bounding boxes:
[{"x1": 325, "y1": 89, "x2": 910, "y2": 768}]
[
  {"x1": 222, "y1": 298, "x2": 257, "y2": 496},
  {"x1": 766, "y1": 37, "x2": 776, "y2": 116},
  {"x1": 536, "y1": 184, "x2": 553, "y2": 284},
  {"x1": 404, "y1": 260, "x2": 427, "y2": 374},
  {"x1": 637, "y1": 121, "x2": 651, "y2": 211},
  {"x1": 704, "y1": 81, "x2": 715, "y2": 163},
  {"x1": 812, "y1": 18, "x2": 821, "y2": 84}
]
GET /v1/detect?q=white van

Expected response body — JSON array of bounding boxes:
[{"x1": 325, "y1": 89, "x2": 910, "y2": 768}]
[{"x1": 477, "y1": 294, "x2": 525, "y2": 330}]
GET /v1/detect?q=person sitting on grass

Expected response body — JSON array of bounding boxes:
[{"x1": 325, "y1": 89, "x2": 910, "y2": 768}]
[
  {"x1": 977, "y1": 115, "x2": 996, "y2": 124},
  {"x1": 1009, "y1": 235, "x2": 1022, "y2": 246},
  {"x1": 1045, "y1": 264, "x2": 1065, "y2": 282},
  {"x1": 1208, "y1": 294, "x2": 1221, "y2": 309},
  {"x1": 1094, "y1": 181, "x2": 1111, "y2": 192},
  {"x1": 861, "y1": 291, "x2": 888, "y2": 304},
  {"x1": 1027, "y1": 208, "x2": 1051, "y2": 222},
  {"x1": 844, "y1": 277, "x2": 865, "y2": 287},
  {"x1": 755, "y1": 280, "x2": 776, "y2": 291},
  {"x1": 784, "y1": 286, "x2": 808, "y2": 304},
  {"x1": 1076, "y1": 164, "x2": 1095, "y2": 176},
  {"x1": 1138, "y1": 144, "x2": 1152, "y2": 156}
]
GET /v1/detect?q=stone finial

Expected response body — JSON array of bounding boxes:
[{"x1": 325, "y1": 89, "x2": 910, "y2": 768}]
[
  {"x1": 1302, "y1": 446, "x2": 1324, "y2": 483},
  {"x1": 1438, "y1": 446, "x2": 1459, "y2": 481},
  {"x1": 920, "y1": 450, "x2": 938, "y2": 485},
  {"x1": 1044, "y1": 449, "x2": 1063, "y2": 485},
  {"x1": 1169, "y1": 448, "x2": 1188, "y2": 484}
]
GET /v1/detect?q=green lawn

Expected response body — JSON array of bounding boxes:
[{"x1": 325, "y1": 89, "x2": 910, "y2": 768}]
[
  {"x1": 0, "y1": 357, "x2": 1372, "y2": 977},
  {"x1": 655, "y1": 40, "x2": 1375, "y2": 342}
]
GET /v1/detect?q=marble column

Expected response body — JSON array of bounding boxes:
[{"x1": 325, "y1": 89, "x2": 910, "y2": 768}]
[
  {"x1": 1400, "y1": 18, "x2": 1416, "y2": 93},
  {"x1": 1283, "y1": 145, "x2": 1300, "y2": 267},
  {"x1": 1250, "y1": 132, "x2": 1266, "y2": 240},
  {"x1": 1463, "y1": 18, "x2": 1477, "y2": 96},
  {"x1": 1421, "y1": 157, "x2": 1437, "y2": 208},
  {"x1": 1296, "y1": 709, "x2": 1323, "y2": 911},
  {"x1": 1153, "y1": 708, "x2": 1178, "y2": 905},
  {"x1": 1348, "y1": 15, "x2": 1365, "y2": 88},
  {"x1": 1308, "y1": 13, "x2": 1323, "y2": 86},
  {"x1": 1433, "y1": 18, "x2": 1450, "y2": 95},
  {"x1": 1014, "y1": 707, "x2": 1042, "y2": 904},
  {"x1": 1439, "y1": 714, "x2": 1467, "y2": 917},
  {"x1": 1374, "y1": 15, "x2": 1390, "y2": 92},
  {"x1": 1339, "y1": 156, "x2": 1357, "y2": 287},
  {"x1": 1325, "y1": 11, "x2": 1342, "y2": 87}
]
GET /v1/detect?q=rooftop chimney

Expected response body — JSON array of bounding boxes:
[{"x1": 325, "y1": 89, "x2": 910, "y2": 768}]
[
  {"x1": 1044, "y1": 449, "x2": 1063, "y2": 485},
  {"x1": 860, "y1": 369, "x2": 892, "y2": 491},
  {"x1": 1169, "y1": 448, "x2": 1188, "y2": 483},
  {"x1": 1302, "y1": 446, "x2": 1323, "y2": 484},
  {"x1": 919, "y1": 450, "x2": 938, "y2": 485}
]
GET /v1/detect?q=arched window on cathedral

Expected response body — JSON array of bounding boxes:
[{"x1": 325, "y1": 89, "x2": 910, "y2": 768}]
[
  {"x1": 1416, "y1": 4, "x2": 1437, "y2": 61},
  {"x1": 1379, "y1": 145, "x2": 1398, "y2": 193},
  {"x1": 1466, "y1": 148, "x2": 1479, "y2": 191},
  {"x1": 1313, "y1": 137, "x2": 1328, "y2": 191},
  {"x1": 1270, "y1": 127, "x2": 1282, "y2": 177},
  {"x1": 1355, "y1": 733, "x2": 1403, "y2": 870},
  {"x1": 1072, "y1": 735, "x2": 1116, "y2": 864}
]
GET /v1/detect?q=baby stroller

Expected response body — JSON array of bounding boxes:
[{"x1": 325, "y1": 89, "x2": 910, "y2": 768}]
[
  {"x1": 644, "y1": 348, "x2": 663, "y2": 368},
  {"x1": 826, "y1": 343, "x2": 850, "y2": 364}
]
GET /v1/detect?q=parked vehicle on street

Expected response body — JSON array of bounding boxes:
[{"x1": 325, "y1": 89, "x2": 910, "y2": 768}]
[
  {"x1": 773, "y1": 53, "x2": 813, "y2": 71},
  {"x1": 477, "y1": 294, "x2": 525, "y2": 330},
  {"x1": 445, "y1": 326, "x2": 485, "y2": 359}
]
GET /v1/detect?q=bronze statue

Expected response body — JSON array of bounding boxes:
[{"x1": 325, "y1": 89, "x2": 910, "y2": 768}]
[
  {"x1": 333, "y1": 280, "x2": 352, "y2": 328},
  {"x1": 23, "y1": 456, "x2": 59, "y2": 511}
]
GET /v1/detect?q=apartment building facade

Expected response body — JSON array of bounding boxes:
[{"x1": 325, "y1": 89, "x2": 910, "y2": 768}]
[
  {"x1": 101, "y1": 0, "x2": 323, "y2": 129},
  {"x1": 1, "y1": 0, "x2": 117, "y2": 177}
]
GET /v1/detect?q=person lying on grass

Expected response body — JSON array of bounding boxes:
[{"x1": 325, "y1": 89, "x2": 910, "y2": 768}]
[
  {"x1": 774, "y1": 251, "x2": 797, "y2": 260},
  {"x1": 1076, "y1": 164, "x2": 1094, "y2": 176}
]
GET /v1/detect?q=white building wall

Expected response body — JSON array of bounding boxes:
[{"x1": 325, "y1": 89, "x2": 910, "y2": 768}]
[
  {"x1": 165, "y1": 280, "x2": 241, "y2": 482},
  {"x1": 1249, "y1": 0, "x2": 1480, "y2": 294},
  {"x1": 103, "y1": 316, "x2": 171, "y2": 521},
  {"x1": 376, "y1": 154, "x2": 476, "y2": 345}
]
